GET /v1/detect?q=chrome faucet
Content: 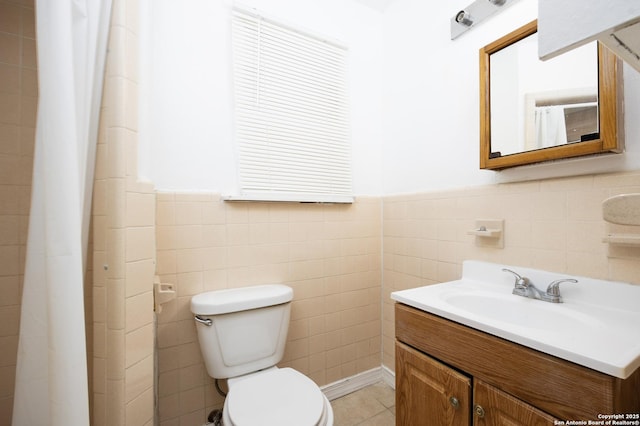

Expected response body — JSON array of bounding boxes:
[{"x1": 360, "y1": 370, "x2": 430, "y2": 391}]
[
  {"x1": 544, "y1": 278, "x2": 579, "y2": 303},
  {"x1": 502, "y1": 268, "x2": 578, "y2": 303}
]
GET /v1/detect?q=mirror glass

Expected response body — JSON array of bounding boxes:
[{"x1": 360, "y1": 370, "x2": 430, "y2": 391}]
[
  {"x1": 480, "y1": 20, "x2": 623, "y2": 170},
  {"x1": 490, "y1": 34, "x2": 598, "y2": 156}
]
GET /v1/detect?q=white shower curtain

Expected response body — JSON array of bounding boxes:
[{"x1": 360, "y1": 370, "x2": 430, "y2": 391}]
[
  {"x1": 13, "y1": 1, "x2": 112, "y2": 425},
  {"x1": 534, "y1": 105, "x2": 568, "y2": 149}
]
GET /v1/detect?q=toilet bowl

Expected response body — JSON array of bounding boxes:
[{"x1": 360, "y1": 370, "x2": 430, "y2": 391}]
[
  {"x1": 191, "y1": 285, "x2": 334, "y2": 426},
  {"x1": 221, "y1": 367, "x2": 333, "y2": 426}
]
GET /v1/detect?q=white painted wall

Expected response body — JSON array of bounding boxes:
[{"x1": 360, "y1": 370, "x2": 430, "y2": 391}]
[
  {"x1": 139, "y1": 0, "x2": 640, "y2": 196},
  {"x1": 139, "y1": 0, "x2": 385, "y2": 195},
  {"x1": 381, "y1": 0, "x2": 640, "y2": 194}
]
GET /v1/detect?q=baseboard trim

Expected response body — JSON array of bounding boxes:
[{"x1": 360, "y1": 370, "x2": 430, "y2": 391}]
[
  {"x1": 381, "y1": 364, "x2": 396, "y2": 390},
  {"x1": 321, "y1": 365, "x2": 396, "y2": 401}
]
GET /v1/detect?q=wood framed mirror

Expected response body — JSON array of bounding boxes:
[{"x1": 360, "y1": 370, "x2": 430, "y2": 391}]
[{"x1": 480, "y1": 20, "x2": 623, "y2": 170}]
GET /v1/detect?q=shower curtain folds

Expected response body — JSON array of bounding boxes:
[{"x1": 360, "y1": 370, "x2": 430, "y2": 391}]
[{"x1": 12, "y1": 1, "x2": 112, "y2": 425}]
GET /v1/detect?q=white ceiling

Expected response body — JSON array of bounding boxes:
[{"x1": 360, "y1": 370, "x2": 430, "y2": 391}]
[{"x1": 354, "y1": 0, "x2": 396, "y2": 12}]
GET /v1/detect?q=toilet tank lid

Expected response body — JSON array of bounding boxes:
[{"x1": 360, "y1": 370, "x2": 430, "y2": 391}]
[{"x1": 190, "y1": 285, "x2": 293, "y2": 315}]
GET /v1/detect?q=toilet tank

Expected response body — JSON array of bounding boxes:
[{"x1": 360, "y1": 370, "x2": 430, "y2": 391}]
[{"x1": 191, "y1": 285, "x2": 293, "y2": 379}]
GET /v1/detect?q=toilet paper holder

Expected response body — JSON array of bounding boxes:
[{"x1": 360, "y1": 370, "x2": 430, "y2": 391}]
[{"x1": 154, "y1": 275, "x2": 176, "y2": 313}]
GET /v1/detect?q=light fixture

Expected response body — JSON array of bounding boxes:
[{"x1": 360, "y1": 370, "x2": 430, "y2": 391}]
[
  {"x1": 451, "y1": 0, "x2": 522, "y2": 40},
  {"x1": 455, "y1": 10, "x2": 473, "y2": 26}
]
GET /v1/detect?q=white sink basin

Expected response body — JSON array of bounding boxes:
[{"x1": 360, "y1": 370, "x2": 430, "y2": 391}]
[
  {"x1": 391, "y1": 260, "x2": 640, "y2": 379},
  {"x1": 441, "y1": 291, "x2": 603, "y2": 331}
]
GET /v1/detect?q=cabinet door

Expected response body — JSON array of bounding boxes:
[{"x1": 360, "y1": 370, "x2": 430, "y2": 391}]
[
  {"x1": 473, "y1": 380, "x2": 558, "y2": 426},
  {"x1": 396, "y1": 342, "x2": 471, "y2": 426},
  {"x1": 538, "y1": 0, "x2": 640, "y2": 59}
]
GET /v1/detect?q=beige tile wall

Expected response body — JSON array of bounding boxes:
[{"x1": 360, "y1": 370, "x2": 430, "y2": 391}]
[
  {"x1": 155, "y1": 194, "x2": 382, "y2": 425},
  {"x1": 382, "y1": 171, "x2": 640, "y2": 370},
  {"x1": 0, "y1": 0, "x2": 36, "y2": 423},
  {"x1": 92, "y1": 0, "x2": 156, "y2": 425}
]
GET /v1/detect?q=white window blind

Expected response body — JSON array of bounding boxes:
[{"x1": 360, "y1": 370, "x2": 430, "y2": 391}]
[{"x1": 229, "y1": 9, "x2": 353, "y2": 203}]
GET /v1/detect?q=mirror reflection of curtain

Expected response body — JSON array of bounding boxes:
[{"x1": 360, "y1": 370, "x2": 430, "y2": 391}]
[{"x1": 534, "y1": 106, "x2": 568, "y2": 149}]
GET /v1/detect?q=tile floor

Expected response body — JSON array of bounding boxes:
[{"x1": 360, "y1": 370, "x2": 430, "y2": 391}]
[{"x1": 331, "y1": 382, "x2": 396, "y2": 426}]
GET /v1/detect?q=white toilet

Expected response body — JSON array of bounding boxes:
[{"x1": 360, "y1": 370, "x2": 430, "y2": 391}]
[{"x1": 191, "y1": 284, "x2": 334, "y2": 426}]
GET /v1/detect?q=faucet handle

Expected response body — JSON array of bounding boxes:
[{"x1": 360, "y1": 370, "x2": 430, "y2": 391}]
[
  {"x1": 502, "y1": 268, "x2": 529, "y2": 288},
  {"x1": 546, "y1": 278, "x2": 578, "y2": 296}
]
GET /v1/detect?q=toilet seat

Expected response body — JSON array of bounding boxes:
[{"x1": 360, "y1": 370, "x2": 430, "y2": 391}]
[{"x1": 224, "y1": 368, "x2": 330, "y2": 426}]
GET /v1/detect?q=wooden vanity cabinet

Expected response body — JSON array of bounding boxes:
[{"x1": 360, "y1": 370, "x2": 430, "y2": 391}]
[
  {"x1": 396, "y1": 342, "x2": 556, "y2": 425},
  {"x1": 395, "y1": 303, "x2": 640, "y2": 424}
]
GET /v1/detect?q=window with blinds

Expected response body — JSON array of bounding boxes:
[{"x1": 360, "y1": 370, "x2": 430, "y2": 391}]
[{"x1": 228, "y1": 9, "x2": 353, "y2": 203}]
